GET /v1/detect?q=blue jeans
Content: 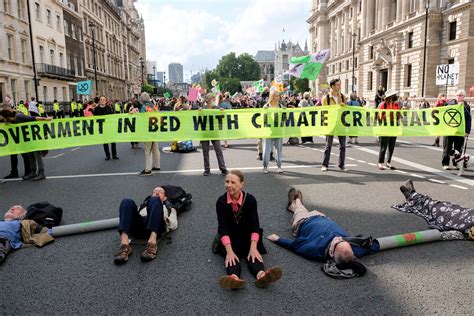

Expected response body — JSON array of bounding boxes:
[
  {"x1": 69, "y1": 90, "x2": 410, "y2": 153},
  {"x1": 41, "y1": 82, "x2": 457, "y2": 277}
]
[
  {"x1": 118, "y1": 197, "x2": 166, "y2": 239},
  {"x1": 263, "y1": 138, "x2": 283, "y2": 168}
]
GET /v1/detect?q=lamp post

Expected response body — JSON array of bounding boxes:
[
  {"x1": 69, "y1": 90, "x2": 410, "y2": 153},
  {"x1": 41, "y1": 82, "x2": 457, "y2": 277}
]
[
  {"x1": 26, "y1": 0, "x2": 39, "y2": 101},
  {"x1": 352, "y1": 32, "x2": 357, "y2": 93},
  {"x1": 421, "y1": 0, "x2": 430, "y2": 98},
  {"x1": 88, "y1": 22, "x2": 98, "y2": 95},
  {"x1": 163, "y1": 71, "x2": 166, "y2": 88},
  {"x1": 139, "y1": 57, "x2": 144, "y2": 92}
]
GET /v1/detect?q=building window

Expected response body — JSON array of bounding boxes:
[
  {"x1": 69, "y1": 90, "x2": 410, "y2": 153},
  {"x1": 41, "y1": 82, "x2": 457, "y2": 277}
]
[
  {"x1": 53, "y1": 87, "x2": 58, "y2": 100},
  {"x1": 21, "y1": 39, "x2": 26, "y2": 63},
  {"x1": 62, "y1": 87, "x2": 67, "y2": 101},
  {"x1": 71, "y1": 23, "x2": 76, "y2": 39},
  {"x1": 64, "y1": 20, "x2": 69, "y2": 36},
  {"x1": 34, "y1": 2, "x2": 40, "y2": 19},
  {"x1": 406, "y1": 64, "x2": 412, "y2": 87},
  {"x1": 43, "y1": 86, "x2": 47, "y2": 102},
  {"x1": 368, "y1": 71, "x2": 373, "y2": 90},
  {"x1": 56, "y1": 14, "x2": 61, "y2": 30},
  {"x1": 24, "y1": 80, "x2": 29, "y2": 101},
  {"x1": 345, "y1": 79, "x2": 349, "y2": 93},
  {"x1": 59, "y1": 52, "x2": 64, "y2": 68},
  {"x1": 18, "y1": 0, "x2": 24, "y2": 19},
  {"x1": 46, "y1": 8, "x2": 51, "y2": 25},
  {"x1": 448, "y1": 58, "x2": 455, "y2": 64},
  {"x1": 78, "y1": 27, "x2": 82, "y2": 41},
  {"x1": 7, "y1": 34, "x2": 14, "y2": 60},
  {"x1": 408, "y1": 32, "x2": 414, "y2": 48},
  {"x1": 449, "y1": 21, "x2": 457, "y2": 41},
  {"x1": 346, "y1": 60, "x2": 349, "y2": 70},
  {"x1": 11, "y1": 79, "x2": 17, "y2": 103},
  {"x1": 369, "y1": 45, "x2": 374, "y2": 59},
  {"x1": 50, "y1": 49, "x2": 54, "y2": 64},
  {"x1": 4, "y1": 0, "x2": 11, "y2": 13},
  {"x1": 338, "y1": 63, "x2": 341, "y2": 72},
  {"x1": 39, "y1": 45, "x2": 44, "y2": 63},
  {"x1": 354, "y1": 57, "x2": 358, "y2": 68}
]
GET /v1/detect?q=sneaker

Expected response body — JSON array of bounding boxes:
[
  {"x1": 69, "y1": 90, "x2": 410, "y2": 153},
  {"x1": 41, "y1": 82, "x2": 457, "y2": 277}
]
[
  {"x1": 23, "y1": 172, "x2": 37, "y2": 180},
  {"x1": 3, "y1": 173, "x2": 19, "y2": 179},
  {"x1": 32, "y1": 173, "x2": 46, "y2": 181},
  {"x1": 203, "y1": 170, "x2": 210, "y2": 176},
  {"x1": 339, "y1": 166, "x2": 347, "y2": 171},
  {"x1": 114, "y1": 244, "x2": 133, "y2": 265},
  {"x1": 112, "y1": 156, "x2": 119, "y2": 160},
  {"x1": 321, "y1": 166, "x2": 328, "y2": 172},
  {"x1": 453, "y1": 166, "x2": 460, "y2": 170},
  {"x1": 400, "y1": 180, "x2": 416, "y2": 200},
  {"x1": 255, "y1": 266, "x2": 283, "y2": 288},
  {"x1": 219, "y1": 275, "x2": 246, "y2": 290},
  {"x1": 140, "y1": 242, "x2": 158, "y2": 262},
  {"x1": 378, "y1": 163, "x2": 386, "y2": 170},
  {"x1": 263, "y1": 167, "x2": 269, "y2": 174},
  {"x1": 277, "y1": 167, "x2": 284, "y2": 174},
  {"x1": 442, "y1": 165, "x2": 449, "y2": 170},
  {"x1": 385, "y1": 163, "x2": 396, "y2": 170},
  {"x1": 138, "y1": 170, "x2": 152, "y2": 176},
  {"x1": 152, "y1": 167, "x2": 161, "y2": 171}
]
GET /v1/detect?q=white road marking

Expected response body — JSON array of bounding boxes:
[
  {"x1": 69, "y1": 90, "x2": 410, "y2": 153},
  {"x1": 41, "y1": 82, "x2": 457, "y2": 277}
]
[
  {"x1": 409, "y1": 173, "x2": 426, "y2": 179},
  {"x1": 396, "y1": 140, "x2": 443, "y2": 152},
  {"x1": 367, "y1": 163, "x2": 377, "y2": 166},
  {"x1": 1, "y1": 164, "x2": 359, "y2": 182},
  {"x1": 353, "y1": 145, "x2": 474, "y2": 187},
  {"x1": 395, "y1": 170, "x2": 408, "y2": 174},
  {"x1": 429, "y1": 179, "x2": 446, "y2": 184},
  {"x1": 449, "y1": 184, "x2": 468, "y2": 190},
  {"x1": 357, "y1": 160, "x2": 367, "y2": 163},
  {"x1": 70, "y1": 147, "x2": 80, "y2": 152},
  {"x1": 45, "y1": 153, "x2": 65, "y2": 159},
  {"x1": 347, "y1": 157, "x2": 356, "y2": 160}
]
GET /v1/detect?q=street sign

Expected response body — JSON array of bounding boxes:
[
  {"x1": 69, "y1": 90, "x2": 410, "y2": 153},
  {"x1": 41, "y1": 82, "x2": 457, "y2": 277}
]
[
  {"x1": 436, "y1": 63, "x2": 459, "y2": 86},
  {"x1": 76, "y1": 80, "x2": 92, "y2": 95}
]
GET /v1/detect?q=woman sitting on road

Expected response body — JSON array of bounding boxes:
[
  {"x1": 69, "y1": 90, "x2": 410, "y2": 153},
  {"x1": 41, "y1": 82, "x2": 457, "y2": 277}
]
[{"x1": 213, "y1": 170, "x2": 282, "y2": 289}]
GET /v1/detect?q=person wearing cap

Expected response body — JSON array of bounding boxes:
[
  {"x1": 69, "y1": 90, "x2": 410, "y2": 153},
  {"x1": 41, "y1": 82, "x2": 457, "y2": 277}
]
[
  {"x1": 321, "y1": 79, "x2": 348, "y2": 172},
  {"x1": 442, "y1": 89, "x2": 471, "y2": 170},
  {"x1": 377, "y1": 89, "x2": 401, "y2": 170},
  {"x1": 267, "y1": 188, "x2": 379, "y2": 277}
]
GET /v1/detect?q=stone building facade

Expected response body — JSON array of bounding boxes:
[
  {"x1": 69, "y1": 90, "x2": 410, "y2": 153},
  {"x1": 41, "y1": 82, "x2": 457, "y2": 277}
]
[
  {"x1": 0, "y1": 0, "x2": 146, "y2": 105},
  {"x1": 308, "y1": 0, "x2": 474, "y2": 100},
  {"x1": 0, "y1": 0, "x2": 34, "y2": 104},
  {"x1": 274, "y1": 40, "x2": 307, "y2": 79}
]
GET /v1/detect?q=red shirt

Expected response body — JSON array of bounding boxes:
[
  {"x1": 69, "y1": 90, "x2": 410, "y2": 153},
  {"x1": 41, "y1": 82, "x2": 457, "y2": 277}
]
[{"x1": 378, "y1": 101, "x2": 400, "y2": 110}]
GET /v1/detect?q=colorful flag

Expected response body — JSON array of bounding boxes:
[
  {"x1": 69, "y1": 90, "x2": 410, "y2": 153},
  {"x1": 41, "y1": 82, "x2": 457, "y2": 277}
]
[
  {"x1": 187, "y1": 88, "x2": 199, "y2": 102},
  {"x1": 286, "y1": 49, "x2": 331, "y2": 80},
  {"x1": 164, "y1": 92, "x2": 172, "y2": 98},
  {"x1": 253, "y1": 79, "x2": 264, "y2": 93}
]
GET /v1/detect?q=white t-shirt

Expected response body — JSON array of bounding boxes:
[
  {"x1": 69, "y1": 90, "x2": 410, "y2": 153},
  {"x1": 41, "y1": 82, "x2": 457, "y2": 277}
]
[{"x1": 28, "y1": 101, "x2": 38, "y2": 114}]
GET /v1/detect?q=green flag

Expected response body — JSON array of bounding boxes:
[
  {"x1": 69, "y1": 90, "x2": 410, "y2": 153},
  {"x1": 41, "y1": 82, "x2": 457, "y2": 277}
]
[
  {"x1": 287, "y1": 49, "x2": 331, "y2": 80},
  {"x1": 164, "y1": 92, "x2": 172, "y2": 98}
]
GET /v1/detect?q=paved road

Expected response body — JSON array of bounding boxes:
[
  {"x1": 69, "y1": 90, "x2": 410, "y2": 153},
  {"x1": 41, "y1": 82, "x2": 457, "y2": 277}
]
[{"x1": 0, "y1": 136, "x2": 473, "y2": 314}]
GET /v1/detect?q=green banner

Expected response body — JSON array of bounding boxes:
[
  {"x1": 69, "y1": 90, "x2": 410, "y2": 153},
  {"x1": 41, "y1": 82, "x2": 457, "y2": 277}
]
[{"x1": 0, "y1": 105, "x2": 465, "y2": 156}]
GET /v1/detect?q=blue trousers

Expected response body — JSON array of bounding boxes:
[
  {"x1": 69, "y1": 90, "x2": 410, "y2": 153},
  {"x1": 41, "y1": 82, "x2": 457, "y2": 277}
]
[{"x1": 118, "y1": 197, "x2": 166, "y2": 239}]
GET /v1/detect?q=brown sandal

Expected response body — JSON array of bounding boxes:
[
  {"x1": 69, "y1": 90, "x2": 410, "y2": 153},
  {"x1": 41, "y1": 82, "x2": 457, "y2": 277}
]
[
  {"x1": 254, "y1": 266, "x2": 283, "y2": 288},
  {"x1": 219, "y1": 275, "x2": 246, "y2": 289}
]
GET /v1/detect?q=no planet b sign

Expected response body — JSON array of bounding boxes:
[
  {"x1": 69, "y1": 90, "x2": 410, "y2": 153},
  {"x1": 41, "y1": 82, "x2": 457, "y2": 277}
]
[
  {"x1": 436, "y1": 64, "x2": 459, "y2": 86},
  {"x1": 76, "y1": 80, "x2": 92, "y2": 95}
]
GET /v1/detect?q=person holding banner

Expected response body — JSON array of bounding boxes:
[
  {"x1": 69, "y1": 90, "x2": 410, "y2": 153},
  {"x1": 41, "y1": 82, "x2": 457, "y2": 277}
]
[
  {"x1": 94, "y1": 96, "x2": 119, "y2": 161},
  {"x1": 200, "y1": 93, "x2": 228, "y2": 176},
  {"x1": 377, "y1": 89, "x2": 400, "y2": 170},
  {"x1": 442, "y1": 90, "x2": 471, "y2": 170},
  {"x1": 433, "y1": 94, "x2": 447, "y2": 147},
  {"x1": 137, "y1": 92, "x2": 160, "y2": 176},
  {"x1": 321, "y1": 79, "x2": 347, "y2": 172},
  {"x1": 262, "y1": 90, "x2": 284, "y2": 174}
]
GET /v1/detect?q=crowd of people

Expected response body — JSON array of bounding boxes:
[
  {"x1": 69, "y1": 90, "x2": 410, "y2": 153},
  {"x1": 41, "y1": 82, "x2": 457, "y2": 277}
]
[{"x1": 0, "y1": 80, "x2": 471, "y2": 179}]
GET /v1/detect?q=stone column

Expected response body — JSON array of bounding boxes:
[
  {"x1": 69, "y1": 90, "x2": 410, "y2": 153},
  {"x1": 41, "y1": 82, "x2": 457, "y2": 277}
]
[
  {"x1": 402, "y1": 0, "x2": 409, "y2": 19},
  {"x1": 382, "y1": 0, "x2": 391, "y2": 29},
  {"x1": 396, "y1": 0, "x2": 403, "y2": 22},
  {"x1": 362, "y1": 0, "x2": 368, "y2": 37},
  {"x1": 345, "y1": 7, "x2": 350, "y2": 53},
  {"x1": 377, "y1": 1, "x2": 383, "y2": 30},
  {"x1": 337, "y1": 14, "x2": 342, "y2": 56},
  {"x1": 366, "y1": 0, "x2": 375, "y2": 34}
]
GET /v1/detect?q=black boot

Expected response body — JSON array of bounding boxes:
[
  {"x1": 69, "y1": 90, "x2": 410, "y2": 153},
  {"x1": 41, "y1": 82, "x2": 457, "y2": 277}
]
[
  {"x1": 32, "y1": 171, "x2": 46, "y2": 181},
  {"x1": 400, "y1": 180, "x2": 416, "y2": 199},
  {"x1": 23, "y1": 172, "x2": 37, "y2": 180},
  {"x1": 4, "y1": 172, "x2": 19, "y2": 179}
]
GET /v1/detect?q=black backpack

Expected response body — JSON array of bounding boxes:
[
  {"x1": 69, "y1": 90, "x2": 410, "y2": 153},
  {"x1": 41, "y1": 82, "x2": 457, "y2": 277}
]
[
  {"x1": 139, "y1": 185, "x2": 192, "y2": 215},
  {"x1": 25, "y1": 202, "x2": 63, "y2": 228}
]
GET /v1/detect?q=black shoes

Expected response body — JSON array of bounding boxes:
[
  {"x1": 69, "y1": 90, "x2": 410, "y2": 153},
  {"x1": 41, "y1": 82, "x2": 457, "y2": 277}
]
[
  {"x1": 23, "y1": 172, "x2": 36, "y2": 180},
  {"x1": 4, "y1": 173, "x2": 19, "y2": 179},
  {"x1": 203, "y1": 170, "x2": 210, "y2": 176},
  {"x1": 400, "y1": 180, "x2": 416, "y2": 200},
  {"x1": 138, "y1": 170, "x2": 152, "y2": 176}
]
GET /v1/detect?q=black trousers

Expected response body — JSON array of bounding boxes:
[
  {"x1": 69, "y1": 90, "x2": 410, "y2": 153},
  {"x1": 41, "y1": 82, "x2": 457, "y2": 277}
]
[
  {"x1": 117, "y1": 198, "x2": 166, "y2": 239},
  {"x1": 10, "y1": 154, "x2": 31, "y2": 175},
  {"x1": 226, "y1": 257, "x2": 265, "y2": 278},
  {"x1": 0, "y1": 237, "x2": 11, "y2": 264},
  {"x1": 379, "y1": 137, "x2": 397, "y2": 163},
  {"x1": 103, "y1": 143, "x2": 117, "y2": 158},
  {"x1": 442, "y1": 136, "x2": 464, "y2": 166}
]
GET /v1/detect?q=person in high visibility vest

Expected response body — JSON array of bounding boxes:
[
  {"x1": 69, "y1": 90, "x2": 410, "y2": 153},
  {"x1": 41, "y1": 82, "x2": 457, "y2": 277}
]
[
  {"x1": 70, "y1": 99, "x2": 77, "y2": 117},
  {"x1": 17, "y1": 101, "x2": 29, "y2": 115},
  {"x1": 38, "y1": 102, "x2": 46, "y2": 117},
  {"x1": 53, "y1": 100, "x2": 61, "y2": 119},
  {"x1": 114, "y1": 100, "x2": 121, "y2": 113},
  {"x1": 77, "y1": 100, "x2": 84, "y2": 116}
]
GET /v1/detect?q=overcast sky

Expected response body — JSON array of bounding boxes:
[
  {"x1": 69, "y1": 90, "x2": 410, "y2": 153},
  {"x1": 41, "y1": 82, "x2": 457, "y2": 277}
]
[{"x1": 135, "y1": 0, "x2": 311, "y2": 81}]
